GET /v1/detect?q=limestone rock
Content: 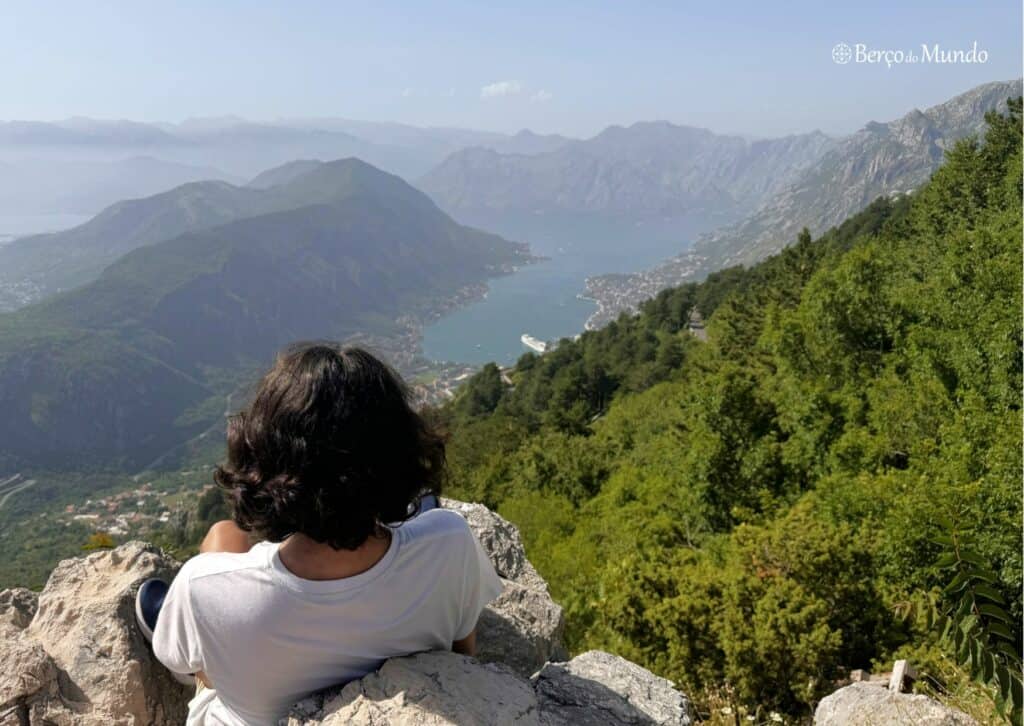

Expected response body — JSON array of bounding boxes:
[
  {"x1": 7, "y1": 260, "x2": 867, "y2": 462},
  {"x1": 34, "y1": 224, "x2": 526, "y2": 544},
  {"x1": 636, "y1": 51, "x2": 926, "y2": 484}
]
[
  {"x1": 21, "y1": 541, "x2": 191, "y2": 725},
  {"x1": 477, "y1": 579, "x2": 566, "y2": 678},
  {"x1": 440, "y1": 498, "x2": 547, "y2": 589},
  {"x1": 0, "y1": 587, "x2": 38, "y2": 630},
  {"x1": 533, "y1": 651, "x2": 694, "y2": 725},
  {"x1": 814, "y1": 682, "x2": 978, "y2": 726},
  {"x1": 285, "y1": 651, "x2": 539, "y2": 725},
  {"x1": 285, "y1": 649, "x2": 694, "y2": 726},
  {"x1": 442, "y1": 498, "x2": 567, "y2": 675},
  {"x1": 0, "y1": 628, "x2": 60, "y2": 725}
]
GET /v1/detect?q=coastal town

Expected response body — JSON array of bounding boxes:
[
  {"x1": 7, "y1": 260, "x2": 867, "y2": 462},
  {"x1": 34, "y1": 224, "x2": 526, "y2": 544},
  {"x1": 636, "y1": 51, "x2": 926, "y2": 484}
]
[
  {"x1": 408, "y1": 361, "x2": 480, "y2": 406},
  {"x1": 581, "y1": 250, "x2": 706, "y2": 329},
  {"x1": 58, "y1": 480, "x2": 185, "y2": 537}
]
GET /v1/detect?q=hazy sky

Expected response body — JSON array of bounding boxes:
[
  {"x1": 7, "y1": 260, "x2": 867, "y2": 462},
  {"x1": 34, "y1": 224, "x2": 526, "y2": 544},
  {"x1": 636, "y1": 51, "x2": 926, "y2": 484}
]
[{"x1": 3, "y1": 0, "x2": 1021, "y2": 138}]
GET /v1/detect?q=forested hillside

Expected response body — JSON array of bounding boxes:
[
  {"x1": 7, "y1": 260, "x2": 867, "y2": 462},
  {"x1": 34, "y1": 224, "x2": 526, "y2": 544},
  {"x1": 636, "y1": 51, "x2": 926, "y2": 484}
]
[
  {"x1": 0, "y1": 159, "x2": 528, "y2": 469},
  {"x1": 437, "y1": 101, "x2": 1022, "y2": 719},
  {"x1": 582, "y1": 79, "x2": 1022, "y2": 329}
]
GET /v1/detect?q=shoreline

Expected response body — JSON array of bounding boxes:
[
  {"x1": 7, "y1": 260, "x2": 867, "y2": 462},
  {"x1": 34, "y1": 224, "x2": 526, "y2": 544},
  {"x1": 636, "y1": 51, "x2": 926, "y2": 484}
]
[{"x1": 376, "y1": 253, "x2": 542, "y2": 405}]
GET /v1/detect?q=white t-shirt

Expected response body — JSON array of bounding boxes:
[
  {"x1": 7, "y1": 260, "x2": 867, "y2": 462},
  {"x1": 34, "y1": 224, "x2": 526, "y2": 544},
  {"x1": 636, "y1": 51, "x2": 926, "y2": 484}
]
[{"x1": 152, "y1": 508, "x2": 504, "y2": 725}]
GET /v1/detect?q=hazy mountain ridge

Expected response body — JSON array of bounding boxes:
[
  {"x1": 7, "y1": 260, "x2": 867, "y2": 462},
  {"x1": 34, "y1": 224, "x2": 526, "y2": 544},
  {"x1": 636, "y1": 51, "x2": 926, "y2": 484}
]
[
  {"x1": 0, "y1": 156, "x2": 479, "y2": 310},
  {"x1": 278, "y1": 118, "x2": 572, "y2": 157},
  {"x1": 0, "y1": 180, "x2": 265, "y2": 310},
  {"x1": 418, "y1": 122, "x2": 835, "y2": 219},
  {"x1": 245, "y1": 159, "x2": 325, "y2": 189},
  {"x1": 0, "y1": 119, "x2": 185, "y2": 147},
  {"x1": 0, "y1": 159, "x2": 530, "y2": 468},
  {"x1": 0, "y1": 117, "x2": 576, "y2": 214},
  {"x1": 697, "y1": 78, "x2": 1024, "y2": 269},
  {"x1": 0, "y1": 156, "x2": 237, "y2": 217},
  {"x1": 582, "y1": 79, "x2": 1023, "y2": 327}
]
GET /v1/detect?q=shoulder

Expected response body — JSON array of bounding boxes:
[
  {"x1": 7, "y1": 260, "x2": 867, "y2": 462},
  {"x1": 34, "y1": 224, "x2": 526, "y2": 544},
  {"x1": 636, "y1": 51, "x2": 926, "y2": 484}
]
[
  {"x1": 176, "y1": 541, "x2": 274, "y2": 584},
  {"x1": 397, "y1": 508, "x2": 474, "y2": 549}
]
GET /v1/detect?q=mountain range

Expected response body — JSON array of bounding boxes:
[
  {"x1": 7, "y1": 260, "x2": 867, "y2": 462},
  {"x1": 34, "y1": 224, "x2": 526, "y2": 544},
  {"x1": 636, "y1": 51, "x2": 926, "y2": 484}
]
[
  {"x1": 0, "y1": 118, "x2": 575, "y2": 217},
  {"x1": 1, "y1": 79, "x2": 1019, "y2": 466},
  {"x1": 581, "y1": 78, "x2": 1023, "y2": 326},
  {"x1": 0, "y1": 159, "x2": 529, "y2": 469},
  {"x1": 0, "y1": 154, "x2": 533, "y2": 311},
  {"x1": 419, "y1": 123, "x2": 835, "y2": 220},
  {"x1": 0, "y1": 157, "x2": 238, "y2": 217}
]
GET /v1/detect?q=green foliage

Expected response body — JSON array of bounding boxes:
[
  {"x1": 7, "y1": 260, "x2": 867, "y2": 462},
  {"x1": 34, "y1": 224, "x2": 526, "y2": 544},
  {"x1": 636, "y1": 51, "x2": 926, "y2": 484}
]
[
  {"x1": 451, "y1": 363, "x2": 506, "y2": 418},
  {"x1": 592, "y1": 497, "x2": 891, "y2": 712},
  {"x1": 82, "y1": 531, "x2": 115, "y2": 551},
  {"x1": 442, "y1": 100, "x2": 1023, "y2": 719},
  {"x1": 917, "y1": 521, "x2": 1023, "y2": 723},
  {"x1": 194, "y1": 485, "x2": 231, "y2": 531}
]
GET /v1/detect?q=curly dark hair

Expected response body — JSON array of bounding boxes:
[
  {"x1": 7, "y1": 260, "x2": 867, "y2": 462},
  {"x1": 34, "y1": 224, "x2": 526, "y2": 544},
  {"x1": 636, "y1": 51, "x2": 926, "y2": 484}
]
[{"x1": 214, "y1": 343, "x2": 445, "y2": 550}]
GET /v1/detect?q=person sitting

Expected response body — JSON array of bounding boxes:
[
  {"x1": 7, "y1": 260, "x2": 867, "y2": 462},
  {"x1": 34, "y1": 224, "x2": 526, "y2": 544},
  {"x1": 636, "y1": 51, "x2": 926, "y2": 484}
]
[{"x1": 134, "y1": 343, "x2": 503, "y2": 725}]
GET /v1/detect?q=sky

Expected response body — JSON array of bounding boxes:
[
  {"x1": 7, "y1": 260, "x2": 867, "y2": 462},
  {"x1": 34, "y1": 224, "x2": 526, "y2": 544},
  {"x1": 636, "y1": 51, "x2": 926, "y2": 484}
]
[{"x1": 2, "y1": 0, "x2": 1021, "y2": 138}]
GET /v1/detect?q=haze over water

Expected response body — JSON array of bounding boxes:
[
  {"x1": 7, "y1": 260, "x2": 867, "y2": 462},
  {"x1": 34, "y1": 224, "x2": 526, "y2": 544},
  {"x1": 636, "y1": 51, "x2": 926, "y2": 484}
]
[
  {"x1": 421, "y1": 212, "x2": 720, "y2": 365},
  {"x1": 0, "y1": 213, "x2": 90, "y2": 245}
]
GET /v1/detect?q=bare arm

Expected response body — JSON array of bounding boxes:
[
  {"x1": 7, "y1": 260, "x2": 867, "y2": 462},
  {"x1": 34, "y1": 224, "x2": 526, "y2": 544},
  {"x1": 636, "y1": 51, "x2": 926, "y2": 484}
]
[
  {"x1": 194, "y1": 520, "x2": 252, "y2": 687},
  {"x1": 452, "y1": 629, "x2": 477, "y2": 657},
  {"x1": 200, "y1": 520, "x2": 252, "y2": 554}
]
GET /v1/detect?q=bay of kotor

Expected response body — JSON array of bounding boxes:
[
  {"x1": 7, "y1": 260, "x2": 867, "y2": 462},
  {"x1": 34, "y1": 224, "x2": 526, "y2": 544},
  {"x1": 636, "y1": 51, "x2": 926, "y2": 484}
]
[{"x1": 421, "y1": 211, "x2": 718, "y2": 365}]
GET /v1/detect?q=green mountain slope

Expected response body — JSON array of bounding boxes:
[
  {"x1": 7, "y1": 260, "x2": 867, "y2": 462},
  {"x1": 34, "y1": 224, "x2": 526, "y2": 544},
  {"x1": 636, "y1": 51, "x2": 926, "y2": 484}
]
[
  {"x1": 438, "y1": 101, "x2": 1022, "y2": 719},
  {"x1": 696, "y1": 78, "x2": 1023, "y2": 269},
  {"x1": 0, "y1": 160, "x2": 529, "y2": 469},
  {"x1": 583, "y1": 79, "x2": 1022, "y2": 327},
  {"x1": 0, "y1": 157, "x2": 460, "y2": 311}
]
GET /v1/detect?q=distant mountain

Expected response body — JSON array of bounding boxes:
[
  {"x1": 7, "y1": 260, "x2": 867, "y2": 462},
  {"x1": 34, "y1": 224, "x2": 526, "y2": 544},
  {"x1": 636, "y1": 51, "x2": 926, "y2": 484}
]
[
  {"x1": 694, "y1": 78, "x2": 1024, "y2": 269},
  {"x1": 0, "y1": 156, "x2": 469, "y2": 310},
  {"x1": 166, "y1": 121, "x2": 438, "y2": 179},
  {"x1": 0, "y1": 156, "x2": 237, "y2": 215},
  {"x1": 582, "y1": 79, "x2": 1023, "y2": 327},
  {"x1": 245, "y1": 159, "x2": 325, "y2": 189},
  {"x1": 273, "y1": 117, "x2": 508, "y2": 150},
  {"x1": 0, "y1": 116, "x2": 574, "y2": 177},
  {"x1": 0, "y1": 119, "x2": 184, "y2": 147},
  {"x1": 0, "y1": 180, "x2": 263, "y2": 310},
  {"x1": 487, "y1": 129, "x2": 572, "y2": 155},
  {"x1": 0, "y1": 159, "x2": 530, "y2": 468},
  {"x1": 182, "y1": 120, "x2": 571, "y2": 178},
  {"x1": 418, "y1": 122, "x2": 834, "y2": 219},
  {"x1": 278, "y1": 119, "x2": 572, "y2": 157},
  {"x1": 242, "y1": 139, "x2": 571, "y2": 192}
]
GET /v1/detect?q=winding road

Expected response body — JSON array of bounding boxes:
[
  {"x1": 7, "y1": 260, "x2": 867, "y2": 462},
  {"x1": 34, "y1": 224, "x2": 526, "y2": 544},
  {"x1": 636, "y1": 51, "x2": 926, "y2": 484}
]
[{"x1": 0, "y1": 474, "x2": 37, "y2": 511}]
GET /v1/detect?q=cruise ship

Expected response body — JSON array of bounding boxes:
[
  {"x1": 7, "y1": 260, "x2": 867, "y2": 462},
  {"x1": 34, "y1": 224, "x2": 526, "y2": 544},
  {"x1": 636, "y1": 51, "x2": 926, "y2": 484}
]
[{"x1": 520, "y1": 334, "x2": 548, "y2": 353}]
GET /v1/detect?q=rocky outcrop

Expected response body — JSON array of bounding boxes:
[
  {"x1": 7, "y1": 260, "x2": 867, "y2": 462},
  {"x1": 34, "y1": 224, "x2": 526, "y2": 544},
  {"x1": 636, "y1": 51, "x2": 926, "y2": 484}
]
[
  {"x1": 0, "y1": 501, "x2": 690, "y2": 726},
  {"x1": 284, "y1": 652, "x2": 536, "y2": 725},
  {"x1": 441, "y1": 499, "x2": 567, "y2": 676},
  {"x1": 533, "y1": 651, "x2": 693, "y2": 725},
  {"x1": 0, "y1": 542, "x2": 191, "y2": 725},
  {"x1": 814, "y1": 683, "x2": 978, "y2": 726},
  {"x1": 0, "y1": 587, "x2": 37, "y2": 629},
  {"x1": 285, "y1": 650, "x2": 693, "y2": 726},
  {"x1": 0, "y1": 587, "x2": 58, "y2": 726}
]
